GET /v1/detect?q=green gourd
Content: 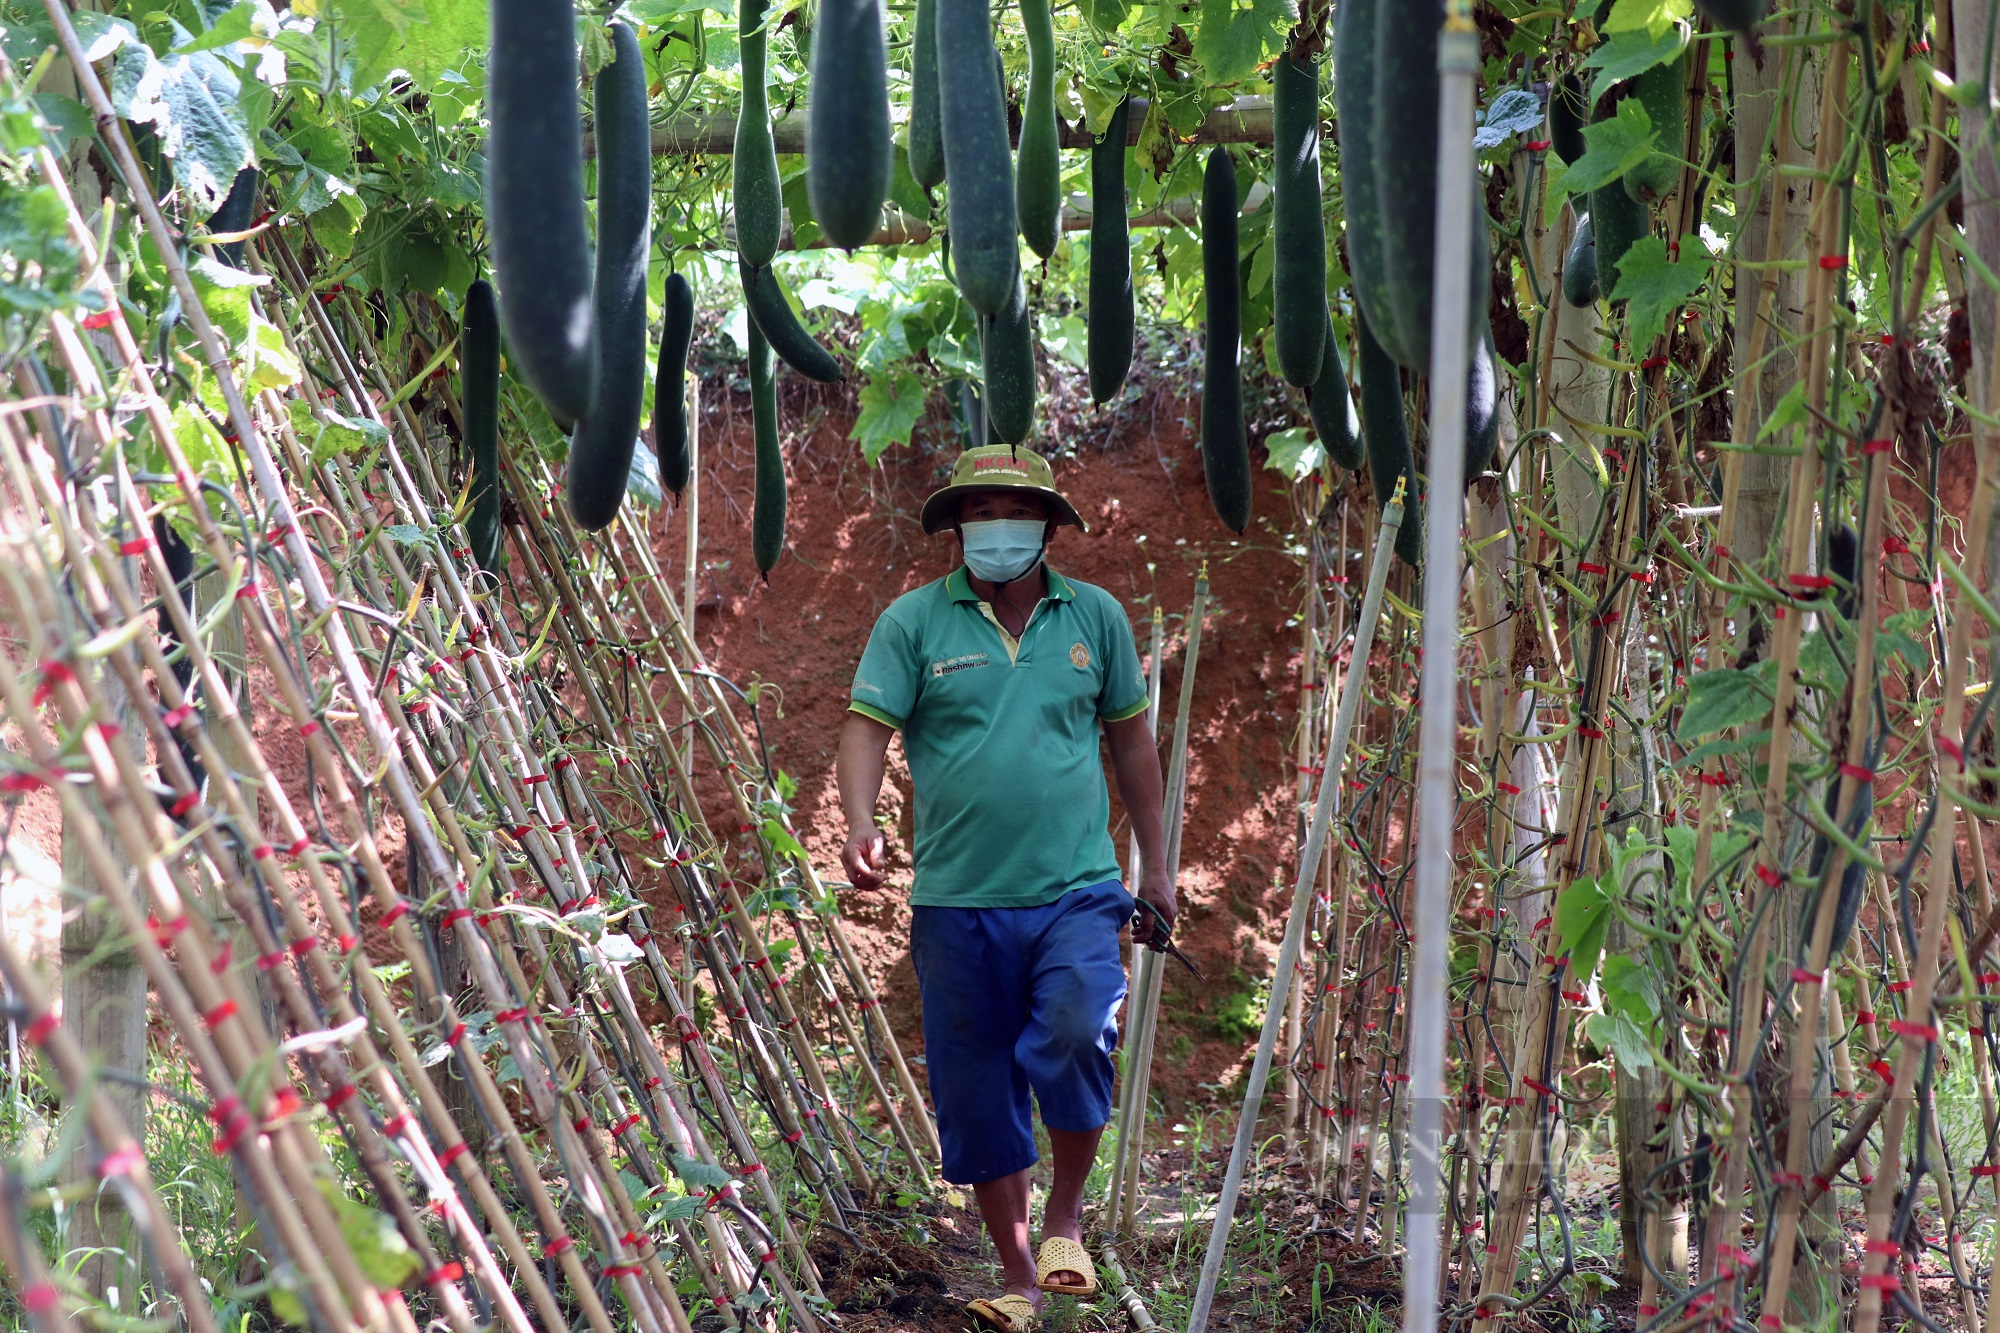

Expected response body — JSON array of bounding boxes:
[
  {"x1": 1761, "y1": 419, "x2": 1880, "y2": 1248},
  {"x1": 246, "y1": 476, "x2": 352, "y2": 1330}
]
[
  {"x1": 1621, "y1": 52, "x2": 1685, "y2": 204},
  {"x1": 1305, "y1": 308, "x2": 1363, "y2": 472},
  {"x1": 749, "y1": 322, "x2": 785, "y2": 574},
  {"x1": 1371, "y1": 0, "x2": 1443, "y2": 371},
  {"x1": 565, "y1": 20, "x2": 652, "y2": 532},
  {"x1": 1692, "y1": 0, "x2": 1768, "y2": 32},
  {"x1": 1356, "y1": 307, "x2": 1421, "y2": 568},
  {"x1": 1591, "y1": 182, "x2": 1649, "y2": 302},
  {"x1": 1549, "y1": 73, "x2": 1587, "y2": 166},
  {"x1": 1271, "y1": 49, "x2": 1327, "y2": 387},
  {"x1": 734, "y1": 0, "x2": 783, "y2": 268},
  {"x1": 1334, "y1": 0, "x2": 1403, "y2": 368},
  {"x1": 1087, "y1": 97, "x2": 1134, "y2": 404},
  {"x1": 1200, "y1": 147, "x2": 1250, "y2": 535},
  {"x1": 1465, "y1": 321, "x2": 1500, "y2": 481},
  {"x1": 462, "y1": 278, "x2": 503, "y2": 568},
  {"x1": 934, "y1": 0, "x2": 1018, "y2": 314},
  {"x1": 207, "y1": 167, "x2": 259, "y2": 267},
  {"x1": 807, "y1": 0, "x2": 892, "y2": 249},
  {"x1": 487, "y1": 0, "x2": 595, "y2": 422},
  {"x1": 655, "y1": 271, "x2": 695, "y2": 496},
  {"x1": 1016, "y1": 0, "x2": 1060, "y2": 259},
  {"x1": 981, "y1": 269, "x2": 1036, "y2": 444},
  {"x1": 908, "y1": 0, "x2": 945, "y2": 190},
  {"x1": 1562, "y1": 215, "x2": 1600, "y2": 308},
  {"x1": 740, "y1": 260, "x2": 844, "y2": 382}
]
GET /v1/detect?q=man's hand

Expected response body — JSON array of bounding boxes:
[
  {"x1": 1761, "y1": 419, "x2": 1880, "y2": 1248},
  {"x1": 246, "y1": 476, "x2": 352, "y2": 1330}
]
[
  {"x1": 837, "y1": 712, "x2": 895, "y2": 892},
  {"x1": 1131, "y1": 869, "x2": 1177, "y2": 946},
  {"x1": 843, "y1": 825, "x2": 888, "y2": 891}
]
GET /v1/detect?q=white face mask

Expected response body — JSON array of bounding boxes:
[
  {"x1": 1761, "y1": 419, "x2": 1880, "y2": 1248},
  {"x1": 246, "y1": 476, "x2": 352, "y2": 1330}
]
[{"x1": 960, "y1": 518, "x2": 1046, "y2": 584}]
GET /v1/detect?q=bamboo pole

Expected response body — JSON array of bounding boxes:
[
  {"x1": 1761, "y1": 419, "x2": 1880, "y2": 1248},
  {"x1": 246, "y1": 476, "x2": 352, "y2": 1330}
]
[
  {"x1": 1110, "y1": 581, "x2": 1206, "y2": 1237},
  {"x1": 1186, "y1": 484, "x2": 1405, "y2": 1333}
]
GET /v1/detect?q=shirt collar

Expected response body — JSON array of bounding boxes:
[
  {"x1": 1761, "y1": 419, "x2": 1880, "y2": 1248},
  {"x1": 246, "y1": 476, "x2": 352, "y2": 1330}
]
[{"x1": 947, "y1": 565, "x2": 1075, "y2": 603}]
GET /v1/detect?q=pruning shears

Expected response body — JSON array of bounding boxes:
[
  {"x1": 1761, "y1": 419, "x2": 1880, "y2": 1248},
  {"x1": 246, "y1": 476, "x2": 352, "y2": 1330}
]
[{"x1": 1131, "y1": 898, "x2": 1205, "y2": 981}]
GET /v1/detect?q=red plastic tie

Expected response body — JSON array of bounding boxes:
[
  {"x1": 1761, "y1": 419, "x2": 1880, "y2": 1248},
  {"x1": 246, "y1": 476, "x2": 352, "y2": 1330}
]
[
  {"x1": 1818, "y1": 254, "x2": 1849, "y2": 270},
  {"x1": 426, "y1": 1262, "x2": 465, "y2": 1284},
  {"x1": 1863, "y1": 438, "x2": 1894, "y2": 455},
  {"x1": 97, "y1": 1144, "x2": 145, "y2": 1178},
  {"x1": 1754, "y1": 863, "x2": 1785, "y2": 889},
  {"x1": 541, "y1": 1235, "x2": 573, "y2": 1258},
  {"x1": 1791, "y1": 967, "x2": 1821, "y2": 986},
  {"x1": 1888, "y1": 979, "x2": 1915, "y2": 993},
  {"x1": 204, "y1": 999, "x2": 237, "y2": 1030},
  {"x1": 438, "y1": 1142, "x2": 471, "y2": 1169},
  {"x1": 1640, "y1": 355, "x2": 1669, "y2": 370},
  {"x1": 1577, "y1": 561, "x2": 1608, "y2": 576},
  {"x1": 440, "y1": 908, "x2": 475, "y2": 930},
  {"x1": 1890, "y1": 1019, "x2": 1938, "y2": 1041},
  {"x1": 1840, "y1": 762, "x2": 1876, "y2": 782},
  {"x1": 380, "y1": 899, "x2": 411, "y2": 928}
]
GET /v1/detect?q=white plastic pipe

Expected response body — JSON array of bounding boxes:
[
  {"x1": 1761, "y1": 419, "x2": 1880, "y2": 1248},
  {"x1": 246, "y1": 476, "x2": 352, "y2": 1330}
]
[{"x1": 1406, "y1": 11, "x2": 1482, "y2": 1333}]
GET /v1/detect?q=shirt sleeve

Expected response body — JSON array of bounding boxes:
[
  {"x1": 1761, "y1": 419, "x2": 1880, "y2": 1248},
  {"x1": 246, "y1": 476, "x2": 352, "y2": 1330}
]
[
  {"x1": 850, "y1": 609, "x2": 919, "y2": 729},
  {"x1": 1097, "y1": 594, "x2": 1150, "y2": 722}
]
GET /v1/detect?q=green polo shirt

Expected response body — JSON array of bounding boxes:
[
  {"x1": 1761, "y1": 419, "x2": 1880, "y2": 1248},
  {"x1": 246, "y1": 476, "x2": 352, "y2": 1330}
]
[{"x1": 849, "y1": 566, "x2": 1150, "y2": 908}]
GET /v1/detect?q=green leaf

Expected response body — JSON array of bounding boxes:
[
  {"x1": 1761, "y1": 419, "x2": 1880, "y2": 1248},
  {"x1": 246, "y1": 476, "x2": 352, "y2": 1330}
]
[
  {"x1": 169, "y1": 402, "x2": 236, "y2": 482},
  {"x1": 1671, "y1": 728, "x2": 1770, "y2": 770},
  {"x1": 273, "y1": 1182, "x2": 418, "y2": 1322},
  {"x1": 646, "y1": 1193, "x2": 708, "y2": 1224},
  {"x1": 1883, "y1": 608, "x2": 1932, "y2": 670},
  {"x1": 112, "y1": 45, "x2": 255, "y2": 214},
  {"x1": 1559, "y1": 97, "x2": 1659, "y2": 198},
  {"x1": 1263, "y1": 426, "x2": 1327, "y2": 483},
  {"x1": 1600, "y1": 954, "x2": 1659, "y2": 1024},
  {"x1": 1079, "y1": 0, "x2": 1130, "y2": 34},
  {"x1": 1555, "y1": 875, "x2": 1613, "y2": 981},
  {"x1": 1194, "y1": 0, "x2": 1293, "y2": 86},
  {"x1": 1757, "y1": 382, "x2": 1810, "y2": 441},
  {"x1": 1603, "y1": 0, "x2": 1691, "y2": 38},
  {"x1": 1608, "y1": 235, "x2": 1711, "y2": 346},
  {"x1": 850, "y1": 370, "x2": 927, "y2": 463},
  {"x1": 1584, "y1": 21, "x2": 1689, "y2": 104},
  {"x1": 245, "y1": 316, "x2": 302, "y2": 390},
  {"x1": 1676, "y1": 665, "x2": 1773, "y2": 741},
  {"x1": 178, "y1": 2, "x2": 257, "y2": 53},
  {"x1": 672, "y1": 1154, "x2": 734, "y2": 1189},
  {"x1": 627, "y1": 440, "x2": 663, "y2": 508},
  {"x1": 1474, "y1": 88, "x2": 1544, "y2": 151},
  {"x1": 292, "y1": 400, "x2": 389, "y2": 466},
  {"x1": 1585, "y1": 1010, "x2": 1656, "y2": 1069}
]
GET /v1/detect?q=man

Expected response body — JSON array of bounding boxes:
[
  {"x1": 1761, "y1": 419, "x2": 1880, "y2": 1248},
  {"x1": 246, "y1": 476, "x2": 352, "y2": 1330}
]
[{"x1": 837, "y1": 445, "x2": 1174, "y2": 1333}]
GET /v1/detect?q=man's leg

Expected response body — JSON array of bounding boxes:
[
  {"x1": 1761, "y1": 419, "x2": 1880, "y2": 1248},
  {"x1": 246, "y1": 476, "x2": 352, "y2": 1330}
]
[
  {"x1": 1039, "y1": 1126, "x2": 1105, "y2": 1285},
  {"x1": 972, "y1": 1167, "x2": 1041, "y2": 1307},
  {"x1": 1020, "y1": 882, "x2": 1133, "y2": 1289}
]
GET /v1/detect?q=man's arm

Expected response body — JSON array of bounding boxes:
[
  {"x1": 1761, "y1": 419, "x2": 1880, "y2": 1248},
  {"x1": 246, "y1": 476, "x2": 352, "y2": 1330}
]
[
  {"x1": 1104, "y1": 713, "x2": 1174, "y2": 943},
  {"x1": 837, "y1": 712, "x2": 897, "y2": 890}
]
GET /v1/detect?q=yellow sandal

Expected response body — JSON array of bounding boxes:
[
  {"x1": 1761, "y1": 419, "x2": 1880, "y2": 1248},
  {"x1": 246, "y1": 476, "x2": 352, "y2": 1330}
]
[
  {"x1": 965, "y1": 1293, "x2": 1038, "y2": 1332},
  {"x1": 1034, "y1": 1236, "x2": 1098, "y2": 1297}
]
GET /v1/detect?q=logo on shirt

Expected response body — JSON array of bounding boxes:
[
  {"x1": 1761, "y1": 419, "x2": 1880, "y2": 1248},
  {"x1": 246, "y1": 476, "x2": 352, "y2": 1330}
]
[
  {"x1": 853, "y1": 676, "x2": 886, "y2": 697},
  {"x1": 931, "y1": 652, "x2": 991, "y2": 678},
  {"x1": 1069, "y1": 642, "x2": 1091, "y2": 670}
]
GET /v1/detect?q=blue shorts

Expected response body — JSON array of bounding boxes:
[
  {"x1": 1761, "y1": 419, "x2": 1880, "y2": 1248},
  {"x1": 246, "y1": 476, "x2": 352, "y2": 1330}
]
[{"x1": 911, "y1": 880, "x2": 1132, "y2": 1185}]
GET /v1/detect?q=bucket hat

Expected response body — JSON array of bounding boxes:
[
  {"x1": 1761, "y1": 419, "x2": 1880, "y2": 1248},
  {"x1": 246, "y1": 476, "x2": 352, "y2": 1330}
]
[{"x1": 919, "y1": 445, "x2": 1088, "y2": 534}]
